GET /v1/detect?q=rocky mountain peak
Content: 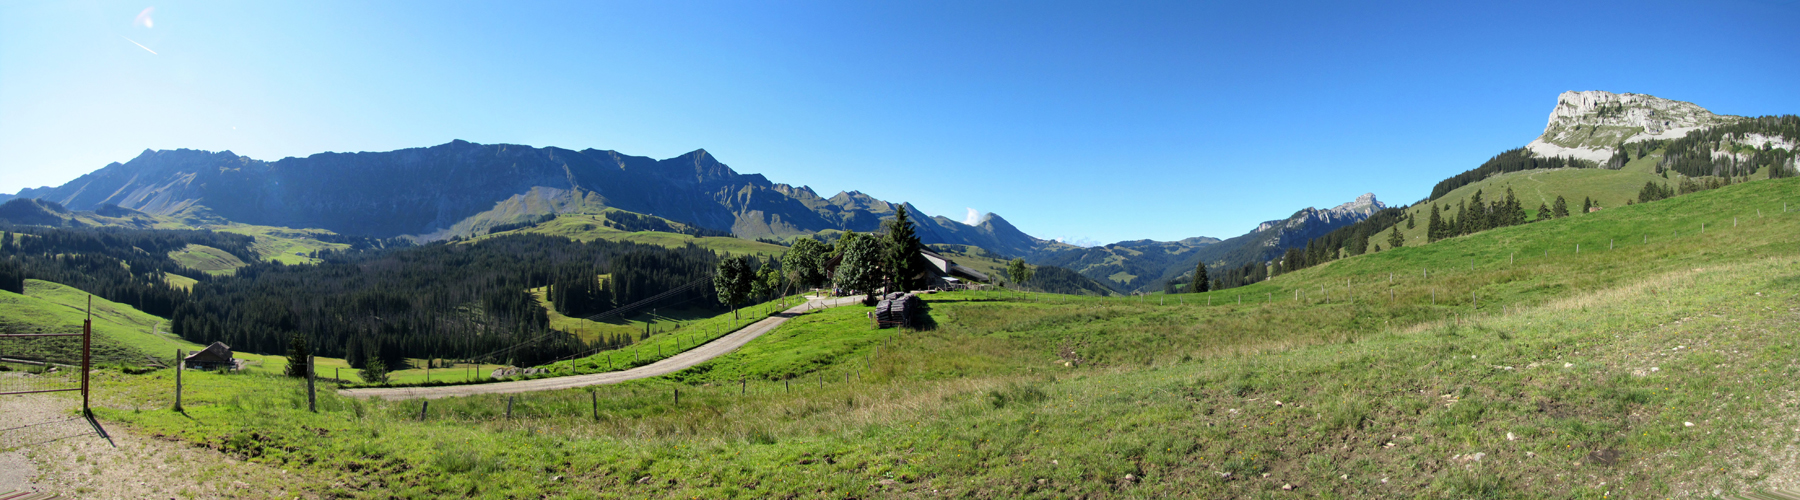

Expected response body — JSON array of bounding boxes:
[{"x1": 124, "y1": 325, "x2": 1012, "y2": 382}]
[
  {"x1": 1255, "y1": 193, "x2": 1384, "y2": 234},
  {"x1": 1526, "y1": 90, "x2": 1741, "y2": 163}
]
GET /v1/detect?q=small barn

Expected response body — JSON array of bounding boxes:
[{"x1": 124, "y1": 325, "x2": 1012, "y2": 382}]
[
  {"x1": 825, "y1": 247, "x2": 990, "y2": 293},
  {"x1": 184, "y1": 342, "x2": 237, "y2": 371},
  {"x1": 917, "y1": 248, "x2": 989, "y2": 290}
]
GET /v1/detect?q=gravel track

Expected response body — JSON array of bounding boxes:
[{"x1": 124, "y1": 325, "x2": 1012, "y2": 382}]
[
  {"x1": 0, "y1": 375, "x2": 317, "y2": 499},
  {"x1": 339, "y1": 296, "x2": 865, "y2": 401}
]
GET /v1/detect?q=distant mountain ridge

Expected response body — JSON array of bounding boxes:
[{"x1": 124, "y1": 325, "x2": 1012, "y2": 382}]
[
  {"x1": 6, "y1": 141, "x2": 1057, "y2": 255},
  {"x1": 1035, "y1": 193, "x2": 1385, "y2": 293}
]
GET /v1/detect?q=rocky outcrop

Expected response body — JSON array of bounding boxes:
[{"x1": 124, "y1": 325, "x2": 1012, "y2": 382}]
[{"x1": 1526, "y1": 90, "x2": 1741, "y2": 163}]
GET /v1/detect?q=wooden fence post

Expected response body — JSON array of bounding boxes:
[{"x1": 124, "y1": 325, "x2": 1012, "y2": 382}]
[
  {"x1": 307, "y1": 354, "x2": 317, "y2": 413},
  {"x1": 175, "y1": 349, "x2": 184, "y2": 411},
  {"x1": 674, "y1": 388, "x2": 680, "y2": 405},
  {"x1": 419, "y1": 400, "x2": 428, "y2": 421},
  {"x1": 507, "y1": 395, "x2": 514, "y2": 419}
]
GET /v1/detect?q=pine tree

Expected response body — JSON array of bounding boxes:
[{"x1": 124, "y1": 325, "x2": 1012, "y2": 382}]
[
  {"x1": 883, "y1": 206, "x2": 923, "y2": 291},
  {"x1": 1427, "y1": 204, "x2": 1443, "y2": 242},
  {"x1": 284, "y1": 333, "x2": 310, "y2": 378},
  {"x1": 1455, "y1": 201, "x2": 1469, "y2": 236},
  {"x1": 1553, "y1": 196, "x2": 1569, "y2": 218},
  {"x1": 1406, "y1": 214, "x2": 1414, "y2": 230},
  {"x1": 1192, "y1": 260, "x2": 1210, "y2": 293},
  {"x1": 1503, "y1": 187, "x2": 1525, "y2": 226},
  {"x1": 360, "y1": 357, "x2": 389, "y2": 384},
  {"x1": 1582, "y1": 197, "x2": 1593, "y2": 213},
  {"x1": 1467, "y1": 191, "x2": 1487, "y2": 233},
  {"x1": 1387, "y1": 224, "x2": 1404, "y2": 249},
  {"x1": 1536, "y1": 203, "x2": 1551, "y2": 222}
]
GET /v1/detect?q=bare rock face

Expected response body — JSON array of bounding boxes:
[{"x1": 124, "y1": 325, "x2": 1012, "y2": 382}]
[
  {"x1": 1526, "y1": 90, "x2": 1741, "y2": 163},
  {"x1": 1255, "y1": 193, "x2": 1385, "y2": 234}
]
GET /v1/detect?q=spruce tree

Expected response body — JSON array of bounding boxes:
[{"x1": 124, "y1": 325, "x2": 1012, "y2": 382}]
[
  {"x1": 1553, "y1": 196, "x2": 1569, "y2": 218},
  {"x1": 1427, "y1": 204, "x2": 1443, "y2": 242},
  {"x1": 1387, "y1": 224, "x2": 1404, "y2": 249},
  {"x1": 360, "y1": 357, "x2": 389, "y2": 384},
  {"x1": 1536, "y1": 203, "x2": 1551, "y2": 222},
  {"x1": 1192, "y1": 260, "x2": 1210, "y2": 293},
  {"x1": 883, "y1": 206, "x2": 923, "y2": 291},
  {"x1": 1582, "y1": 197, "x2": 1593, "y2": 213},
  {"x1": 1406, "y1": 214, "x2": 1414, "y2": 230},
  {"x1": 284, "y1": 333, "x2": 310, "y2": 378},
  {"x1": 1467, "y1": 191, "x2": 1486, "y2": 233},
  {"x1": 1503, "y1": 187, "x2": 1525, "y2": 226},
  {"x1": 1455, "y1": 201, "x2": 1469, "y2": 236}
]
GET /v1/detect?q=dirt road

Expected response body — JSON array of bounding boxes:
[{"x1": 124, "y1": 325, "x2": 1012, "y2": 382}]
[
  {"x1": 0, "y1": 385, "x2": 320, "y2": 499},
  {"x1": 339, "y1": 296, "x2": 864, "y2": 400}
]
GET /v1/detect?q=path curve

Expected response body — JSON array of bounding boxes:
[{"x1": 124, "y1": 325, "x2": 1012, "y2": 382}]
[{"x1": 339, "y1": 296, "x2": 865, "y2": 400}]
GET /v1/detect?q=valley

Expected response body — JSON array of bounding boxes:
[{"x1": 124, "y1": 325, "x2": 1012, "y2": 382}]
[{"x1": 2, "y1": 89, "x2": 1797, "y2": 499}]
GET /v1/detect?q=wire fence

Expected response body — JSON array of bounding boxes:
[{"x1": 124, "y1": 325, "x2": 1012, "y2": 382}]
[{"x1": 0, "y1": 333, "x2": 85, "y2": 396}]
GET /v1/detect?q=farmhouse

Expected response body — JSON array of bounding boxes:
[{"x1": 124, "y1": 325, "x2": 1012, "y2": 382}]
[
  {"x1": 825, "y1": 247, "x2": 989, "y2": 292},
  {"x1": 184, "y1": 342, "x2": 238, "y2": 371}
]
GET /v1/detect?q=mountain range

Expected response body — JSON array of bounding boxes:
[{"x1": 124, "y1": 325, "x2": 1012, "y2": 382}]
[
  {"x1": 2, "y1": 141, "x2": 1069, "y2": 257},
  {"x1": 4, "y1": 90, "x2": 1791, "y2": 294}
]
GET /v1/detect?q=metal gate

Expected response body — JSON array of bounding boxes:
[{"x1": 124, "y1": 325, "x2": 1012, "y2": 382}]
[
  {"x1": 0, "y1": 295, "x2": 93, "y2": 407},
  {"x1": 0, "y1": 296, "x2": 103, "y2": 452}
]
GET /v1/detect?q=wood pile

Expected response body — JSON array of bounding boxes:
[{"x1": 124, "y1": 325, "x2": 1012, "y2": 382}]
[{"x1": 874, "y1": 292, "x2": 922, "y2": 328}]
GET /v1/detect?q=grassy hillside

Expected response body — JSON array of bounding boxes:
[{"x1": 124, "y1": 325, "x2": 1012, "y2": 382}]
[
  {"x1": 478, "y1": 211, "x2": 788, "y2": 257},
  {"x1": 1383, "y1": 147, "x2": 1779, "y2": 250},
  {"x1": 152, "y1": 207, "x2": 354, "y2": 265},
  {"x1": 166, "y1": 243, "x2": 248, "y2": 275},
  {"x1": 926, "y1": 244, "x2": 1011, "y2": 280},
  {"x1": 64, "y1": 178, "x2": 1800, "y2": 498},
  {"x1": 0, "y1": 279, "x2": 304, "y2": 371},
  {"x1": 0, "y1": 279, "x2": 194, "y2": 365}
]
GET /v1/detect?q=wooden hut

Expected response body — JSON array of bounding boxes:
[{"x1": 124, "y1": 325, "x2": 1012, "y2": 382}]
[{"x1": 184, "y1": 342, "x2": 237, "y2": 371}]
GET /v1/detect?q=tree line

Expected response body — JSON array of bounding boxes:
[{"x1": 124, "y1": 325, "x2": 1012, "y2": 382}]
[
  {"x1": 1641, "y1": 115, "x2": 1799, "y2": 180},
  {"x1": 1428, "y1": 148, "x2": 1597, "y2": 200},
  {"x1": 0, "y1": 225, "x2": 253, "y2": 316},
  {"x1": 171, "y1": 233, "x2": 728, "y2": 370}
]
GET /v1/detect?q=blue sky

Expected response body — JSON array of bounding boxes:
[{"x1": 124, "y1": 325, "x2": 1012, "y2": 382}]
[{"x1": 3, "y1": 1, "x2": 1796, "y2": 244}]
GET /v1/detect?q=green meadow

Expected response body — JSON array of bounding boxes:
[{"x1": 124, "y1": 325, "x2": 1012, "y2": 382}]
[
  {"x1": 12, "y1": 177, "x2": 1795, "y2": 498},
  {"x1": 478, "y1": 212, "x2": 790, "y2": 258}
]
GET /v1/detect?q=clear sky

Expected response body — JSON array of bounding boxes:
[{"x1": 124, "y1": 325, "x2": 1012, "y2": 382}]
[{"x1": 3, "y1": 1, "x2": 1796, "y2": 244}]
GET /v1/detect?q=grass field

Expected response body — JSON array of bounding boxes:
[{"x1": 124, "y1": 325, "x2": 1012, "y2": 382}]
[
  {"x1": 37, "y1": 177, "x2": 1800, "y2": 498},
  {"x1": 162, "y1": 272, "x2": 198, "y2": 291},
  {"x1": 478, "y1": 212, "x2": 789, "y2": 258},
  {"x1": 166, "y1": 243, "x2": 248, "y2": 275},
  {"x1": 1381, "y1": 147, "x2": 1776, "y2": 250}
]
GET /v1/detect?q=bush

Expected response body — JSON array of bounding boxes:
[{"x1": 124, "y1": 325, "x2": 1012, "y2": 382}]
[{"x1": 360, "y1": 358, "x2": 389, "y2": 384}]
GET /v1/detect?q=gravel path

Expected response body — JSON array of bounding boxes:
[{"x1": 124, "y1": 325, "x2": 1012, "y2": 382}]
[
  {"x1": 0, "y1": 376, "x2": 318, "y2": 499},
  {"x1": 340, "y1": 296, "x2": 865, "y2": 401}
]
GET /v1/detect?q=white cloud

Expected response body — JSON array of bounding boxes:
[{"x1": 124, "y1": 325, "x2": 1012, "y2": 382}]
[
  {"x1": 963, "y1": 208, "x2": 981, "y2": 225},
  {"x1": 134, "y1": 7, "x2": 155, "y2": 28}
]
